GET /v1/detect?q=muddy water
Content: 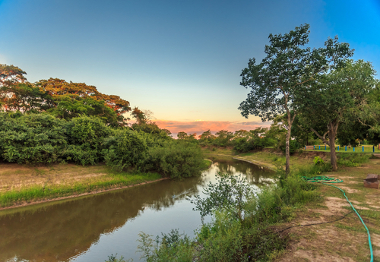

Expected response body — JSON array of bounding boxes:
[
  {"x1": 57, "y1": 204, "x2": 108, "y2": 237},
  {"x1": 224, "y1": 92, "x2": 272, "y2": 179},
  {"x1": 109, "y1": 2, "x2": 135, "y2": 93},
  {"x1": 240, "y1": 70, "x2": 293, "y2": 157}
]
[{"x1": 0, "y1": 158, "x2": 274, "y2": 262}]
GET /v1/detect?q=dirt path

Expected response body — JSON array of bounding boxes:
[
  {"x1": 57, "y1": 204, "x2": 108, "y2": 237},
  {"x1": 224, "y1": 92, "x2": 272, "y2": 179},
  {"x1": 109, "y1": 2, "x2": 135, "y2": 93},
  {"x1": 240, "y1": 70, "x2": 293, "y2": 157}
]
[{"x1": 277, "y1": 158, "x2": 380, "y2": 261}]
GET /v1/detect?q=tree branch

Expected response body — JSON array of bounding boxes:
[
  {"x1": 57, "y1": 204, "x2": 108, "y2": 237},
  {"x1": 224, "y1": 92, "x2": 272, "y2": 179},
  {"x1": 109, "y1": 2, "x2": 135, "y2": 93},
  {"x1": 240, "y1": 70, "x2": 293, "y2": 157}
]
[{"x1": 310, "y1": 127, "x2": 329, "y2": 144}]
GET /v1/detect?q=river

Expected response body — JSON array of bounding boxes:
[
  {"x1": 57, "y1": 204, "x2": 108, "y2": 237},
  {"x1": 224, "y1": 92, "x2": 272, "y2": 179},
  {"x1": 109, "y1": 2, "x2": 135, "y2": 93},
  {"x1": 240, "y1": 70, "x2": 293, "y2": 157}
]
[{"x1": 0, "y1": 157, "x2": 275, "y2": 262}]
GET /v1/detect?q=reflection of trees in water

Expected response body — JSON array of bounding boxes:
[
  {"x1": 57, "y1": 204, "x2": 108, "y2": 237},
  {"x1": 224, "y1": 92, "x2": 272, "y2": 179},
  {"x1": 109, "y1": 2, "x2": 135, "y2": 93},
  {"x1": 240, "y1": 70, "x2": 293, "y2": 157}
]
[
  {"x1": 0, "y1": 175, "x2": 205, "y2": 262},
  {"x1": 214, "y1": 159, "x2": 275, "y2": 186},
  {"x1": 144, "y1": 175, "x2": 204, "y2": 211},
  {"x1": 0, "y1": 159, "x2": 274, "y2": 262}
]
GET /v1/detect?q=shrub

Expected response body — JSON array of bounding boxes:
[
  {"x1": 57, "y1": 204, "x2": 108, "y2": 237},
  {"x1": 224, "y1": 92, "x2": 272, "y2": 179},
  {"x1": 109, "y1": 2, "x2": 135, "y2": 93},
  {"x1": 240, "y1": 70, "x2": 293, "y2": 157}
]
[
  {"x1": 64, "y1": 116, "x2": 112, "y2": 165},
  {"x1": 189, "y1": 174, "x2": 253, "y2": 221},
  {"x1": 103, "y1": 129, "x2": 148, "y2": 171},
  {"x1": 0, "y1": 113, "x2": 67, "y2": 164},
  {"x1": 337, "y1": 153, "x2": 371, "y2": 167},
  {"x1": 279, "y1": 140, "x2": 299, "y2": 155},
  {"x1": 313, "y1": 156, "x2": 324, "y2": 165},
  {"x1": 142, "y1": 141, "x2": 206, "y2": 178}
]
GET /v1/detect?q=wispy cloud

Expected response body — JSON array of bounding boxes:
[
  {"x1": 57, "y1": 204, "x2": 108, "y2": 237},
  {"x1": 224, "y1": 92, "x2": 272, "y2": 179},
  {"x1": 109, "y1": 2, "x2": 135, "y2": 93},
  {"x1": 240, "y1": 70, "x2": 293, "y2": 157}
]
[{"x1": 154, "y1": 120, "x2": 271, "y2": 136}]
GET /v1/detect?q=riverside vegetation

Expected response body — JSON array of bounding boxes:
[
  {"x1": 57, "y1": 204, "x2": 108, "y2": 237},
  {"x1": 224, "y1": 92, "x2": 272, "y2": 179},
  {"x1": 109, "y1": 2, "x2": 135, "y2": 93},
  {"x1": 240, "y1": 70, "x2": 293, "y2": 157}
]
[
  {"x1": 102, "y1": 151, "x2": 373, "y2": 262},
  {"x1": 0, "y1": 112, "x2": 208, "y2": 208}
]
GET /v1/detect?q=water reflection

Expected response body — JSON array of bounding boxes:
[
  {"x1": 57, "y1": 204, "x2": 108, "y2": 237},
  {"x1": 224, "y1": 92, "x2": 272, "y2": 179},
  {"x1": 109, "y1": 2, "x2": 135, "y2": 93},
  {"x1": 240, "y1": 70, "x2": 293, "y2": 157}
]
[{"x1": 0, "y1": 158, "x2": 274, "y2": 262}]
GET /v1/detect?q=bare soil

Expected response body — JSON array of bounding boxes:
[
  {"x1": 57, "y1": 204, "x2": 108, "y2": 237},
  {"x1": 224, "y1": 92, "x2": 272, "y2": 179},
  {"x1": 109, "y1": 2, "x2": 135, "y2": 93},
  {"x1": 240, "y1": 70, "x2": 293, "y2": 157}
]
[
  {"x1": 0, "y1": 163, "x2": 167, "y2": 210},
  {"x1": 275, "y1": 158, "x2": 380, "y2": 262},
  {"x1": 0, "y1": 163, "x2": 110, "y2": 192}
]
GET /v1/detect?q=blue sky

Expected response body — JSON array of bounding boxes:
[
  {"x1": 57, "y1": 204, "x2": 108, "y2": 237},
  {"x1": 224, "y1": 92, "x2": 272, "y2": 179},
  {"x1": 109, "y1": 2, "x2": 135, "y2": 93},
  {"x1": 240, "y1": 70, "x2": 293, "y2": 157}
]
[{"x1": 0, "y1": 0, "x2": 379, "y2": 134}]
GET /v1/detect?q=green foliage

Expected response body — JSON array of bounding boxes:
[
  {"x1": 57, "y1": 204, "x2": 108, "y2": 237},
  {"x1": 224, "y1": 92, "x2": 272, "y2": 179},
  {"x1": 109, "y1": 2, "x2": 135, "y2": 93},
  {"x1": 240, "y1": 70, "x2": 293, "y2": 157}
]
[
  {"x1": 232, "y1": 127, "x2": 278, "y2": 153},
  {"x1": 103, "y1": 129, "x2": 148, "y2": 171},
  {"x1": 337, "y1": 153, "x2": 371, "y2": 167},
  {"x1": 0, "y1": 113, "x2": 67, "y2": 164},
  {"x1": 313, "y1": 156, "x2": 324, "y2": 165},
  {"x1": 64, "y1": 116, "x2": 112, "y2": 165},
  {"x1": 142, "y1": 141, "x2": 206, "y2": 178},
  {"x1": 213, "y1": 130, "x2": 234, "y2": 147},
  {"x1": 105, "y1": 254, "x2": 131, "y2": 262},
  {"x1": 279, "y1": 140, "x2": 299, "y2": 155},
  {"x1": 198, "y1": 130, "x2": 215, "y2": 147},
  {"x1": 48, "y1": 95, "x2": 121, "y2": 126},
  {"x1": 139, "y1": 170, "x2": 319, "y2": 261},
  {"x1": 137, "y1": 230, "x2": 194, "y2": 262},
  {"x1": 0, "y1": 172, "x2": 161, "y2": 207},
  {"x1": 189, "y1": 174, "x2": 253, "y2": 221}
]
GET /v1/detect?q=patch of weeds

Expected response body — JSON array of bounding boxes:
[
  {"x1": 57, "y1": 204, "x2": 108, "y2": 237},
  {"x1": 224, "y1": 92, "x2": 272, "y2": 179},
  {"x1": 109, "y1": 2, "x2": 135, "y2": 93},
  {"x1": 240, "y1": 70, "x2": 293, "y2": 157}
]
[
  {"x1": 105, "y1": 254, "x2": 131, "y2": 262},
  {"x1": 359, "y1": 209, "x2": 380, "y2": 220},
  {"x1": 335, "y1": 223, "x2": 366, "y2": 233},
  {"x1": 32, "y1": 168, "x2": 46, "y2": 176},
  {"x1": 337, "y1": 153, "x2": 371, "y2": 167}
]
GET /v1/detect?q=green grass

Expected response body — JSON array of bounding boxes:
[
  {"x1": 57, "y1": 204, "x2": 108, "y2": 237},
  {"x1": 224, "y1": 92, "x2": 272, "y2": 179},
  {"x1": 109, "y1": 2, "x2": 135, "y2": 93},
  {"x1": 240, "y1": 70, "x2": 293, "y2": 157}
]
[{"x1": 0, "y1": 172, "x2": 162, "y2": 208}]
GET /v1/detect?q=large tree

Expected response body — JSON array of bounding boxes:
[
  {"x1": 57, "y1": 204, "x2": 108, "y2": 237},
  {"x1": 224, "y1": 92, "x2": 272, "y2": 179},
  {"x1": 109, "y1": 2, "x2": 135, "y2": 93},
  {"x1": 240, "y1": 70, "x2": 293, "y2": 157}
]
[
  {"x1": 239, "y1": 24, "x2": 352, "y2": 174},
  {"x1": 300, "y1": 59, "x2": 376, "y2": 170}
]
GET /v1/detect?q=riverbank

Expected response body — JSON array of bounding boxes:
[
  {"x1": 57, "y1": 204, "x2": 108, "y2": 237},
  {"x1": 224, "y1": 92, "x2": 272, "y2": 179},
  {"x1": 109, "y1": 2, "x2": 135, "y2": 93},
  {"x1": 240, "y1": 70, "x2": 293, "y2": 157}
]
[
  {"x1": 276, "y1": 156, "x2": 380, "y2": 261},
  {"x1": 0, "y1": 158, "x2": 212, "y2": 210},
  {"x1": 0, "y1": 163, "x2": 164, "y2": 210},
  {"x1": 203, "y1": 148, "x2": 380, "y2": 260}
]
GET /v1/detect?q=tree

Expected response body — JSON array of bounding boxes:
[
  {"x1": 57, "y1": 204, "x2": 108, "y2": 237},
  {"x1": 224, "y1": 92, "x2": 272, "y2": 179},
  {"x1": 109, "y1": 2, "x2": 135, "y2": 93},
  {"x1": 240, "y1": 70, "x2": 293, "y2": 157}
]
[
  {"x1": 177, "y1": 131, "x2": 188, "y2": 140},
  {"x1": 214, "y1": 130, "x2": 234, "y2": 147},
  {"x1": 0, "y1": 82, "x2": 53, "y2": 112},
  {"x1": 0, "y1": 64, "x2": 26, "y2": 86},
  {"x1": 351, "y1": 79, "x2": 380, "y2": 145},
  {"x1": 239, "y1": 24, "x2": 353, "y2": 174},
  {"x1": 198, "y1": 130, "x2": 216, "y2": 146},
  {"x1": 131, "y1": 107, "x2": 147, "y2": 125},
  {"x1": 36, "y1": 78, "x2": 131, "y2": 119},
  {"x1": 300, "y1": 60, "x2": 376, "y2": 170}
]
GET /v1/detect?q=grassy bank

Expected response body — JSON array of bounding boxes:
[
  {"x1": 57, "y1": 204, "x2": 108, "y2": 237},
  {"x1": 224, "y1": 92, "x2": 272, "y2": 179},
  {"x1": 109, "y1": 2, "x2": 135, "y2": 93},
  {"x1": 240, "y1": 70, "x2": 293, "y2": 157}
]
[
  {"x1": 0, "y1": 158, "x2": 211, "y2": 209},
  {"x1": 0, "y1": 163, "x2": 163, "y2": 209},
  {"x1": 277, "y1": 155, "x2": 380, "y2": 261},
  {"x1": 231, "y1": 149, "x2": 379, "y2": 261},
  {"x1": 129, "y1": 152, "x2": 332, "y2": 261},
  {"x1": 125, "y1": 149, "x2": 379, "y2": 261}
]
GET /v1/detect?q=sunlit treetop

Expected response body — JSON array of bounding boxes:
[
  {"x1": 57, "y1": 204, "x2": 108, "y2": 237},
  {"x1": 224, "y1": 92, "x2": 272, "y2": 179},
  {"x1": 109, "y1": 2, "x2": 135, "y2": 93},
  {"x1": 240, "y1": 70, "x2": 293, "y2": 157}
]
[
  {"x1": 0, "y1": 64, "x2": 27, "y2": 86},
  {"x1": 36, "y1": 78, "x2": 131, "y2": 115}
]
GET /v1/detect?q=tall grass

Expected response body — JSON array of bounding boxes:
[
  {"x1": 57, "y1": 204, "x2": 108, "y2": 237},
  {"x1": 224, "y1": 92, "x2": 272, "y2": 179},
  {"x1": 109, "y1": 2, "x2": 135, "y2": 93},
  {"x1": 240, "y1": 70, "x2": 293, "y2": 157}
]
[{"x1": 337, "y1": 153, "x2": 371, "y2": 167}]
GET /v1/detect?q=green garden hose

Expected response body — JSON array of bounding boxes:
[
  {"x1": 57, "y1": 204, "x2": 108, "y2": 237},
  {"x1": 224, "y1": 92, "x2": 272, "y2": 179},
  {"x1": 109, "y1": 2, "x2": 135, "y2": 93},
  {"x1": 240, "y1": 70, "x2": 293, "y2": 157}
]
[{"x1": 303, "y1": 176, "x2": 373, "y2": 262}]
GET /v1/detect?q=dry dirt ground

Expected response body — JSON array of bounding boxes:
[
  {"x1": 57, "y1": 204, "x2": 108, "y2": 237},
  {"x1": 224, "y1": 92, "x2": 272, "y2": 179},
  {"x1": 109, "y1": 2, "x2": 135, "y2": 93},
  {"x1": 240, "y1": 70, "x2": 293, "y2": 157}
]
[
  {"x1": 276, "y1": 158, "x2": 380, "y2": 262},
  {"x1": 0, "y1": 163, "x2": 110, "y2": 192}
]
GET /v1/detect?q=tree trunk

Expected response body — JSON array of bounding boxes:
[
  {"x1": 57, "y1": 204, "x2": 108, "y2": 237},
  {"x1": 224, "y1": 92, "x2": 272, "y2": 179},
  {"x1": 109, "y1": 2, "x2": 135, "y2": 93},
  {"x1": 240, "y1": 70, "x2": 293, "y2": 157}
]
[
  {"x1": 328, "y1": 121, "x2": 338, "y2": 171},
  {"x1": 285, "y1": 125, "x2": 291, "y2": 175}
]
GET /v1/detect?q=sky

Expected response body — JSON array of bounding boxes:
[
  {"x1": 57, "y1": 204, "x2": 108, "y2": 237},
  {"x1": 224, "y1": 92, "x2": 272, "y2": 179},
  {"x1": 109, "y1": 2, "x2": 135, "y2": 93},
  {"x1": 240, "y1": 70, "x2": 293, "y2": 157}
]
[{"x1": 0, "y1": 0, "x2": 379, "y2": 136}]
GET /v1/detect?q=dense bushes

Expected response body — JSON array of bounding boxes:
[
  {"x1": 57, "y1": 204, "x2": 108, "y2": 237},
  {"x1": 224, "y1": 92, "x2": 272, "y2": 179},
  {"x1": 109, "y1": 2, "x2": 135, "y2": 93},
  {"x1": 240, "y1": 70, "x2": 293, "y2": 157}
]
[
  {"x1": 0, "y1": 112, "x2": 206, "y2": 178},
  {"x1": 337, "y1": 153, "x2": 371, "y2": 167},
  {"x1": 142, "y1": 141, "x2": 206, "y2": 178},
  {"x1": 64, "y1": 116, "x2": 112, "y2": 165},
  {"x1": 103, "y1": 129, "x2": 148, "y2": 171},
  {"x1": 0, "y1": 113, "x2": 67, "y2": 164}
]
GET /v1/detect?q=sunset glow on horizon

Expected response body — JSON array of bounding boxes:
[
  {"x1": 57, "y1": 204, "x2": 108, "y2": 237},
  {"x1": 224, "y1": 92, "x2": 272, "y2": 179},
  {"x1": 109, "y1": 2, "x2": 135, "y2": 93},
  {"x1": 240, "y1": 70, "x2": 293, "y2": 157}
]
[{"x1": 153, "y1": 119, "x2": 271, "y2": 137}]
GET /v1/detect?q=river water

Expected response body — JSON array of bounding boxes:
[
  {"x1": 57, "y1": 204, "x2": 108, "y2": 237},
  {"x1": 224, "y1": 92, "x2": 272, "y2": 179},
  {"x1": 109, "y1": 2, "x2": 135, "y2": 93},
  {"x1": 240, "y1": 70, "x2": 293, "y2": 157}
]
[{"x1": 0, "y1": 158, "x2": 275, "y2": 262}]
